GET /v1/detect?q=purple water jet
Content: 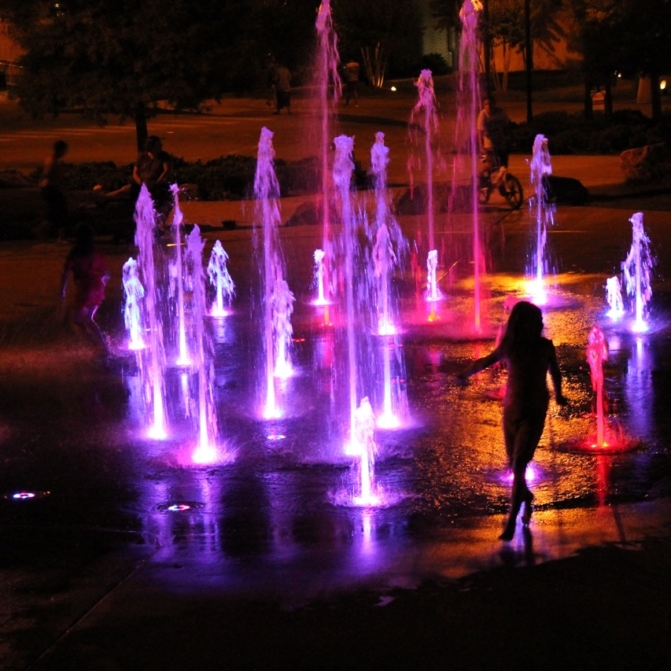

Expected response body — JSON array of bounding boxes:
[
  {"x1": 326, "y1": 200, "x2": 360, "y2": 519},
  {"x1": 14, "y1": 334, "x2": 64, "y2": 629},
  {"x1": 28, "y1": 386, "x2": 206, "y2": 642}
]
[
  {"x1": 622, "y1": 212, "x2": 654, "y2": 333},
  {"x1": 312, "y1": 249, "x2": 329, "y2": 306},
  {"x1": 185, "y1": 225, "x2": 220, "y2": 464},
  {"x1": 170, "y1": 185, "x2": 191, "y2": 366},
  {"x1": 606, "y1": 276, "x2": 624, "y2": 320},
  {"x1": 527, "y1": 134, "x2": 555, "y2": 305},
  {"x1": 207, "y1": 240, "x2": 235, "y2": 317},
  {"x1": 314, "y1": 0, "x2": 342, "y2": 304},
  {"x1": 122, "y1": 257, "x2": 146, "y2": 351},
  {"x1": 408, "y1": 69, "x2": 440, "y2": 255},
  {"x1": 254, "y1": 127, "x2": 295, "y2": 419},
  {"x1": 369, "y1": 132, "x2": 409, "y2": 428},
  {"x1": 134, "y1": 185, "x2": 168, "y2": 439},
  {"x1": 351, "y1": 397, "x2": 380, "y2": 506},
  {"x1": 333, "y1": 134, "x2": 360, "y2": 438}
]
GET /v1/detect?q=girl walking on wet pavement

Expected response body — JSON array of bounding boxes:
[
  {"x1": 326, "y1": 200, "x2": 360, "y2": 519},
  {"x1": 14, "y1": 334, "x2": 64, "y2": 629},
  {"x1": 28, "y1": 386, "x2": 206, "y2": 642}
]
[
  {"x1": 458, "y1": 301, "x2": 567, "y2": 541},
  {"x1": 59, "y1": 222, "x2": 112, "y2": 361}
]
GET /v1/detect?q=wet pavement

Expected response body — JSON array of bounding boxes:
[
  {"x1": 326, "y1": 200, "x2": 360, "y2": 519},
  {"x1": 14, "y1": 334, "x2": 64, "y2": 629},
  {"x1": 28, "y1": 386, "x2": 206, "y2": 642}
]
[{"x1": 1, "y1": 103, "x2": 671, "y2": 669}]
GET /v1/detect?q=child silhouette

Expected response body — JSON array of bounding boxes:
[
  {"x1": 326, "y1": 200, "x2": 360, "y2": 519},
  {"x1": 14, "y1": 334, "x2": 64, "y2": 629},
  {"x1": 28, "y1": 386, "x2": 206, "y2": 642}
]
[{"x1": 458, "y1": 301, "x2": 567, "y2": 541}]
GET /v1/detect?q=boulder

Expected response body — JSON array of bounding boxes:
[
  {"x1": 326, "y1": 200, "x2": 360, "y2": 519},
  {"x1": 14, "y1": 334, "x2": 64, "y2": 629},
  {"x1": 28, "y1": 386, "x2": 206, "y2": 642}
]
[
  {"x1": 620, "y1": 143, "x2": 671, "y2": 182},
  {"x1": 542, "y1": 175, "x2": 589, "y2": 205}
]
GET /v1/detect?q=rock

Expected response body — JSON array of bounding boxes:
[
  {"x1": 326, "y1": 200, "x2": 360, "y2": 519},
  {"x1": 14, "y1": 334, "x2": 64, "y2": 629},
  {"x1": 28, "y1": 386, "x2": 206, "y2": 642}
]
[
  {"x1": 285, "y1": 201, "x2": 322, "y2": 227},
  {"x1": 620, "y1": 143, "x2": 671, "y2": 182},
  {"x1": 542, "y1": 175, "x2": 589, "y2": 205},
  {"x1": 0, "y1": 170, "x2": 36, "y2": 188},
  {"x1": 392, "y1": 183, "x2": 451, "y2": 215}
]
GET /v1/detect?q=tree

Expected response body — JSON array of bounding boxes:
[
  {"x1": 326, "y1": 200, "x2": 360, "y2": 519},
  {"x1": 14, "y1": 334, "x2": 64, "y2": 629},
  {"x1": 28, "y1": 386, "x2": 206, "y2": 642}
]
[
  {"x1": 333, "y1": 0, "x2": 423, "y2": 83},
  {"x1": 567, "y1": 0, "x2": 671, "y2": 120},
  {"x1": 429, "y1": 0, "x2": 564, "y2": 92},
  {"x1": 0, "y1": 0, "x2": 249, "y2": 149}
]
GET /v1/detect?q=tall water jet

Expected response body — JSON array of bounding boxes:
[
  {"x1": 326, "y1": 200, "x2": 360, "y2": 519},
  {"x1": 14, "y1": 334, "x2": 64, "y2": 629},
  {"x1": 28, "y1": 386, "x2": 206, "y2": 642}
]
[
  {"x1": 369, "y1": 132, "x2": 409, "y2": 428},
  {"x1": 170, "y1": 185, "x2": 191, "y2": 366},
  {"x1": 254, "y1": 127, "x2": 295, "y2": 419},
  {"x1": 134, "y1": 185, "x2": 168, "y2": 439},
  {"x1": 122, "y1": 257, "x2": 146, "y2": 350},
  {"x1": 449, "y1": 0, "x2": 485, "y2": 333},
  {"x1": 622, "y1": 212, "x2": 654, "y2": 333},
  {"x1": 314, "y1": 0, "x2": 342, "y2": 303},
  {"x1": 370, "y1": 132, "x2": 407, "y2": 335},
  {"x1": 527, "y1": 134, "x2": 555, "y2": 305},
  {"x1": 207, "y1": 240, "x2": 235, "y2": 317},
  {"x1": 185, "y1": 225, "x2": 219, "y2": 464},
  {"x1": 333, "y1": 135, "x2": 360, "y2": 438},
  {"x1": 408, "y1": 69, "x2": 440, "y2": 255},
  {"x1": 587, "y1": 325, "x2": 608, "y2": 448}
]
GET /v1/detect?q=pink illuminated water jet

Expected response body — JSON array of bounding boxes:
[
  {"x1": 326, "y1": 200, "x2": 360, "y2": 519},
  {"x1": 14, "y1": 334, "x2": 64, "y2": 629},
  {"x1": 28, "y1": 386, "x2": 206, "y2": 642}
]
[
  {"x1": 369, "y1": 132, "x2": 409, "y2": 429},
  {"x1": 564, "y1": 325, "x2": 641, "y2": 454},
  {"x1": 408, "y1": 69, "x2": 440, "y2": 255},
  {"x1": 448, "y1": 0, "x2": 486, "y2": 334},
  {"x1": 171, "y1": 185, "x2": 191, "y2": 367}
]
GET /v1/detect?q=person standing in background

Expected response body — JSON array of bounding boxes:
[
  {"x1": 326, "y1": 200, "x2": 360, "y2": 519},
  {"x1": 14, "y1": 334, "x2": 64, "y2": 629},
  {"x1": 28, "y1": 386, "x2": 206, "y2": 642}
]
[{"x1": 40, "y1": 139, "x2": 70, "y2": 241}]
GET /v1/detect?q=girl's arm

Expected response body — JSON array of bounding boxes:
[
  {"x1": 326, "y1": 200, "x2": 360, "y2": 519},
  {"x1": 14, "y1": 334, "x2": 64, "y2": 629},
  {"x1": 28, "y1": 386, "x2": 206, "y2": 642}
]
[{"x1": 457, "y1": 347, "x2": 503, "y2": 382}]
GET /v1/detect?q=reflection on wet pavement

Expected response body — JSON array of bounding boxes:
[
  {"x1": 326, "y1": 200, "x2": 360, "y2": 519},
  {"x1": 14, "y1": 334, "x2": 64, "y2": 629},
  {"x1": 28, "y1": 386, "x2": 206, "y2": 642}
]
[{"x1": 1, "y1": 268, "x2": 670, "y2": 608}]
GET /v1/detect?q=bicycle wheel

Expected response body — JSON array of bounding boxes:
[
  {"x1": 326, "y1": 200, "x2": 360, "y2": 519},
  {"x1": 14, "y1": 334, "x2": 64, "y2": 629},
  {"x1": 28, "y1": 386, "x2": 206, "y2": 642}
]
[{"x1": 503, "y1": 174, "x2": 523, "y2": 209}]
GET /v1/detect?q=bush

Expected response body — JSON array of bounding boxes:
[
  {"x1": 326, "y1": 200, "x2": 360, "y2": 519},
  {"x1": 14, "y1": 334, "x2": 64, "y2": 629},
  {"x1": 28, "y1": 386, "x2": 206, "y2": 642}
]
[
  {"x1": 418, "y1": 53, "x2": 451, "y2": 76},
  {"x1": 510, "y1": 110, "x2": 671, "y2": 155},
  {"x1": 45, "y1": 154, "x2": 353, "y2": 201}
]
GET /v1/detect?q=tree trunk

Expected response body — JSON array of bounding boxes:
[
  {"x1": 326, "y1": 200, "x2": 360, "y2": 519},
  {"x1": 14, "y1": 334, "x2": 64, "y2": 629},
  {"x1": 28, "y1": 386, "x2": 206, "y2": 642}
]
[
  {"x1": 583, "y1": 77, "x2": 593, "y2": 120},
  {"x1": 650, "y1": 70, "x2": 663, "y2": 121},
  {"x1": 134, "y1": 104, "x2": 148, "y2": 152},
  {"x1": 604, "y1": 79, "x2": 613, "y2": 117}
]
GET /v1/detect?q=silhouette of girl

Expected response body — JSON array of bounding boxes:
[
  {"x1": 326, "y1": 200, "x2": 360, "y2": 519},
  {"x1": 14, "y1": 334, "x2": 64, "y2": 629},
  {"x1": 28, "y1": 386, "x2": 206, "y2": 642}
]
[{"x1": 458, "y1": 301, "x2": 567, "y2": 540}]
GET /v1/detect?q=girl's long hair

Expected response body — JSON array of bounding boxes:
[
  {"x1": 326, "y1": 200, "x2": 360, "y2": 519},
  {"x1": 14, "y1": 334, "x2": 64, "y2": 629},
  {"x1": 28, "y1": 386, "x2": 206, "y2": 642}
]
[{"x1": 501, "y1": 301, "x2": 543, "y2": 354}]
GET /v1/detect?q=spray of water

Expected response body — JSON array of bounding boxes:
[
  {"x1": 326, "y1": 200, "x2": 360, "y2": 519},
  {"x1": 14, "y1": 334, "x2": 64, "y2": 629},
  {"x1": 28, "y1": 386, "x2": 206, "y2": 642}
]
[
  {"x1": 527, "y1": 134, "x2": 555, "y2": 304},
  {"x1": 134, "y1": 185, "x2": 168, "y2": 439},
  {"x1": 351, "y1": 397, "x2": 380, "y2": 506},
  {"x1": 369, "y1": 132, "x2": 409, "y2": 428},
  {"x1": 408, "y1": 69, "x2": 440, "y2": 255},
  {"x1": 587, "y1": 325, "x2": 608, "y2": 447},
  {"x1": 333, "y1": 135, "x2": 359, "y2": 438},
  {"x1": 171, "y1": 185, "x2": 191, "y2": 366},
  {"x1": 622, "y1": 212, "x2": 654, "y2": 333},
  {"x1": 605, "y1": 276, "x2": 624, "y2": 319},
  {"x1": 314, "y1": 0, "x2": 342, "y2": 304},
  {"x1": 254, "y1": 127, "x2": 295, "y2": 419},
  {"x1": 207, "y1": 240, "x2": 235, "y2": 317},
  {"x1": 185, "y1": 226, "x2": 219, "y2": 463},
  {"x1": 122, "y1": 258, "x2": 146, "y2": 350},
  {"x1": 449, "y1": 0, "x2": 485, "y2": 333}
]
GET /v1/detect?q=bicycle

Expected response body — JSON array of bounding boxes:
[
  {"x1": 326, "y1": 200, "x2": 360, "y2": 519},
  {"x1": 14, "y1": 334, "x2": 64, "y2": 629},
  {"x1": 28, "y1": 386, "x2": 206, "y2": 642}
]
[{"x1": 477, "y1": 152, "x2": 524, "y2": 209}]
